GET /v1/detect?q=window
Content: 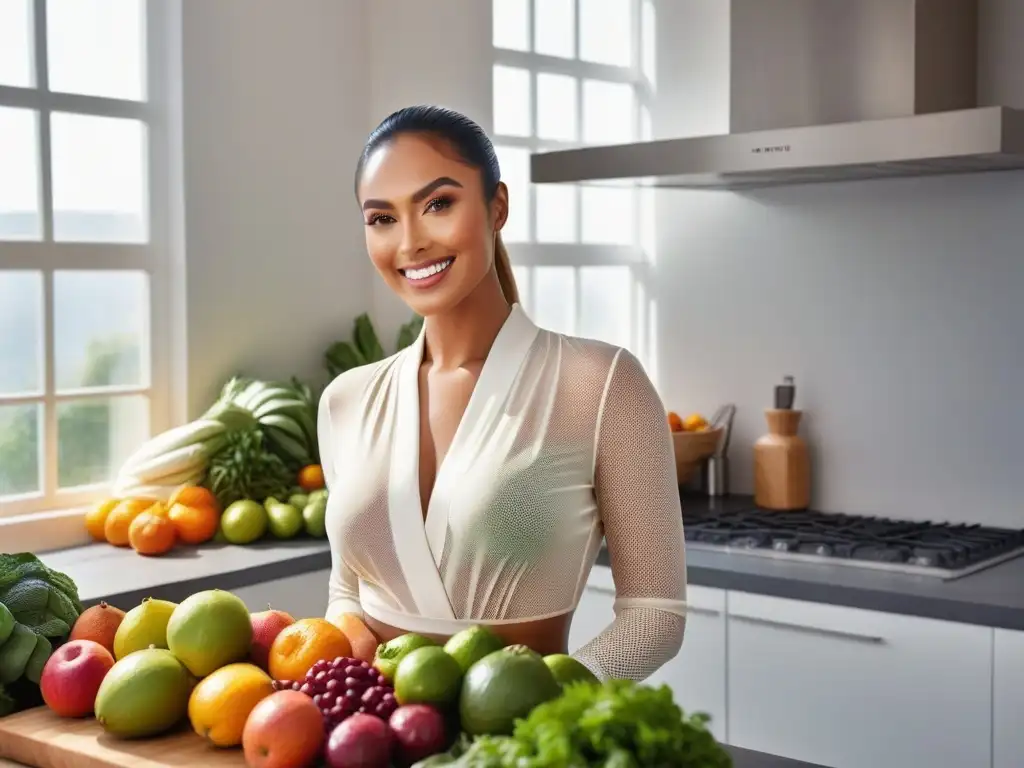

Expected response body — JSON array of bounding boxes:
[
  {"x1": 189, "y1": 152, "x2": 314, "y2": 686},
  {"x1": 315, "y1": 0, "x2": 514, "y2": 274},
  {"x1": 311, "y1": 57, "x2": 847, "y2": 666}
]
[
  {"x1": 0, "y1": 0, "x2": 174, "y2": 519},
  {"x1": 492, "y1": 0, "x2": 657, "y2": 369}
]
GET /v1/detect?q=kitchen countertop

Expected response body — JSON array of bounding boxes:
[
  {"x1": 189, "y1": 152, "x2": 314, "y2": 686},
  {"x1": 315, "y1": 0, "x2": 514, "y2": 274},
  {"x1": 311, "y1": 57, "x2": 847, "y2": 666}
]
[{"x1": 32, "y1": 496, "x2": 1024, "y2": 632}]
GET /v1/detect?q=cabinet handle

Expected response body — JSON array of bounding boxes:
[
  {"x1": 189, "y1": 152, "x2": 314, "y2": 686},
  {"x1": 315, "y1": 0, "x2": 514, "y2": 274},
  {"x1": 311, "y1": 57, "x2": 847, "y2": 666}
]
[{"x1": 730, "y1": 614, "x2": 885, "y2": 644}]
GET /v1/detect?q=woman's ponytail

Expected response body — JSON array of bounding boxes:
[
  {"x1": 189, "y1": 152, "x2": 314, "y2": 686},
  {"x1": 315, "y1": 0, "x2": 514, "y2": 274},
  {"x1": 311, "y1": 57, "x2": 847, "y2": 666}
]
[{"x1": 493, "y1": 232, "x2": 520, "y2": 305}]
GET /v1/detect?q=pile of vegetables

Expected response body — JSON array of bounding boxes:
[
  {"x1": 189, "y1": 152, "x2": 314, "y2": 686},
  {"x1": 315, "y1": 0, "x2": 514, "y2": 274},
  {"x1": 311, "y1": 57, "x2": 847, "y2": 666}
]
[
  {"x1": 0, "y1": 554, "x2": 83, "y2": 718},
  {"x1": 415, "y1": 679, "x2": 732, "y2": 768}
]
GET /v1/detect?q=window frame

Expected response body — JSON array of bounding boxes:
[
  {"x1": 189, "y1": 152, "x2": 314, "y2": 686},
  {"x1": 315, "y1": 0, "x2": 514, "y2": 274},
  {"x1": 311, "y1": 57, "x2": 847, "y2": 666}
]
[
  {"x1": 491, "y1": 0, "x2": 656, "y2": 367},
  {"x1": 0, "y1": 0, "x2": 180, "y2": 520}
]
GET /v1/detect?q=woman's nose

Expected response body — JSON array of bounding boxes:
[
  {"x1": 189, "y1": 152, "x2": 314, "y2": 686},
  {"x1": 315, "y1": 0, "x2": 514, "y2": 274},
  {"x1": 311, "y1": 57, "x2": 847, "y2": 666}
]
[{"x1": 397, "y1": 218, "x2": 430, "y2": 259}]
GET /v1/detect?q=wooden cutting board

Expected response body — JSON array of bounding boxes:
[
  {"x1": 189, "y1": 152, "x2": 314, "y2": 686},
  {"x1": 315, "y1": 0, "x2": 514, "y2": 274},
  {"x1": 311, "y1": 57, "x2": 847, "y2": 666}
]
[{"x1": 0, "y1": 707, "x2": 245, "y2": 768}]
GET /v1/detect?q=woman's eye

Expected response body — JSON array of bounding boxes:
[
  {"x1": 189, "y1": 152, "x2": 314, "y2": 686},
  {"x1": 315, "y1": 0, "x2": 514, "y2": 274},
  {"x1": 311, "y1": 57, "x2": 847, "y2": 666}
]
[
  {"x1": 367, "y1": 213, "x2": 394, "y2": 226},
  {"x1": 425, "y1": 196, "x2": 453, "y2": 213}
]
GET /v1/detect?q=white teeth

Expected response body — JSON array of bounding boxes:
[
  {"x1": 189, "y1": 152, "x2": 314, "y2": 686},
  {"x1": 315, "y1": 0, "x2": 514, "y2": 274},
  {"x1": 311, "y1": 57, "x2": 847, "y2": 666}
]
[{"x1": 404, "y1": 258, "x2": 453, "y2": 281}]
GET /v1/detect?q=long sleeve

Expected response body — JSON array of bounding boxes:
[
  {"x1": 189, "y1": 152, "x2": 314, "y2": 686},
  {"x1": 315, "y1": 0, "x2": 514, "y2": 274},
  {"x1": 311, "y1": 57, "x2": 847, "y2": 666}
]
[
  {"x1": 572, "y1": 348, "x2": 688, "y2": 681},
  {"x1": 319, "y1": 385, "x2": 363, "y2": 622}
]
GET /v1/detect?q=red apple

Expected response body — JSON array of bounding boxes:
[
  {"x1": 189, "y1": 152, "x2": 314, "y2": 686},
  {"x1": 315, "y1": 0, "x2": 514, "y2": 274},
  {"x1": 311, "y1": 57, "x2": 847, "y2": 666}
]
[
  {"x1": 250, "y1": 608, "x2": 295, "y2": 671},
  {"x1": 40, "y1": 639, "x2": 115, "y2": 718}
]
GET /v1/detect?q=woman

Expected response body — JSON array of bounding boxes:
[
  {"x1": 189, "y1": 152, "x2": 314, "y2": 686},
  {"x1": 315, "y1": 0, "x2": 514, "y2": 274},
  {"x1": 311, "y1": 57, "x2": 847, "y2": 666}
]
[{"x1": 319, "y1": 105, "x2": 687, "y2": 681}]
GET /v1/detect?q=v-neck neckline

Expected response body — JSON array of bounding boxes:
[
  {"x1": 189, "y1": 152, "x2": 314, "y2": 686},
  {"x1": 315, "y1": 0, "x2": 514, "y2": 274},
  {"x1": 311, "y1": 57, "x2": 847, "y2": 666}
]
[{"x1": 385, "y1": 303, "x2": 540, "y2": 618}]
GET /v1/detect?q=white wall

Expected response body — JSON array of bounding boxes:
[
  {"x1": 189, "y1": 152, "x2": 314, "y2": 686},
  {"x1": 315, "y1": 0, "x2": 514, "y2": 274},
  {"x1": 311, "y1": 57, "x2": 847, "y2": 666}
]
[{"x1": 180, "y1": 0, "x2": 372, "y2": 416}]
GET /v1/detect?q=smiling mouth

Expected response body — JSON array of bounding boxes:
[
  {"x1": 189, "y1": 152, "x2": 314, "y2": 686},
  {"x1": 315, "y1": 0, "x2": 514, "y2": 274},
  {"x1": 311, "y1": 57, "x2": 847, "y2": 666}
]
[{"x1": 399, "y1": 257, "x2": 455, "y2": 281}]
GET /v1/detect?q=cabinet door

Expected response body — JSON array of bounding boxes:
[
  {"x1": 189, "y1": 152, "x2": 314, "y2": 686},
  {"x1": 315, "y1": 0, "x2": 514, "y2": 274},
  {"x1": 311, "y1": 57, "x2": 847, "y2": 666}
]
[
  {"x1": 231, "y1": 568, "x2": 331, "y2": 620},
  {"x1": 726, "y1": 591, "x2": 992, "y2": 768},
  {"x1": 645, "y1": 584, "x2": 727, "y2": 742},
  {"x1": 994, "y1": 628, "x2": 1024, "y2": 768},
  {"x1": 568, "y1": 565, "x2": 616, "y2": 654}
]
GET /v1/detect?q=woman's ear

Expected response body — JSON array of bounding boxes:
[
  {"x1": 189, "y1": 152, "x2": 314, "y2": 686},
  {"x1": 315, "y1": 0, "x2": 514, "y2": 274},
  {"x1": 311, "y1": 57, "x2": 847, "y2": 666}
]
[{"x1": 492, "y1": 181, "x2": 510, "y2": 232}]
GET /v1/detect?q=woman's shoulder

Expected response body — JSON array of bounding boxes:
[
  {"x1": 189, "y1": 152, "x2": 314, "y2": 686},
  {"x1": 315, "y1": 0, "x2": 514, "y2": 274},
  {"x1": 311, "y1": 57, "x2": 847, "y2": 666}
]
[
  {"x1": 536, "y1": 327, "x2": 646, "y2": 381},
  {"x1": 318, "y1": 348, "x2": 407, "y2": 419}
]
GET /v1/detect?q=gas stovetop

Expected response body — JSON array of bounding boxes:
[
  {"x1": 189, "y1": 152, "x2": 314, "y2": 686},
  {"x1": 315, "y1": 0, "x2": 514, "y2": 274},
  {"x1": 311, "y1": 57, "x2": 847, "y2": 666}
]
[{"x1": 683, "y1": 507, "x2": 1024, "y2": 580}]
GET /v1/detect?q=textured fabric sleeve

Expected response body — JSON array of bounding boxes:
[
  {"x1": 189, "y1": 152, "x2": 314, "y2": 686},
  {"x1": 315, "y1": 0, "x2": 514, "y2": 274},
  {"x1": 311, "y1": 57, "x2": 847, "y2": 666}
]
[
  {"x1": 571, "y1": 348, "x2": 688, "y2": 681},
  {"x1": 319, "y1": 385, "x2": 363, "y2": 623}
]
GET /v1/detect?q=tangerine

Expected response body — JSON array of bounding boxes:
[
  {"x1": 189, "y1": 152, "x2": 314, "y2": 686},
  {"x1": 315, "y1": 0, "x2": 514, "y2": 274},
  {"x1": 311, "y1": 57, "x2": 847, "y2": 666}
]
[
  {"x1": 268, "y1": 618, "x2": 351, "y2": 682},
  {"x1": 104, "y1": 497, "x2": 158, "y2": 546},
  {"x1": 667, "y1": 411, "x2": 684, "y2": 433},
  {"x1": 169, "y1": 485, "x2": 221, "y2": 515},
  {"x1": 297, "y1": 464, "x2": 325, "y2": 492},
  {"x1": 68, "y1": 601, "x2": 126, "y2": 656},
  {"x1": 167, "y1": 502, "x2": 219, "y2": 545},
  {"x1": 84, "y1": 499, "x2": 119, "y2": 542},
  {"x1": 242, "y1": 690, "x2": 324, "y2": 768},
  {"x1": 128, "y1": 512, "x2": 177, "y2": 556},
  {"x1": 188, "y1": 662, "x2": 274, "y2": 747}
]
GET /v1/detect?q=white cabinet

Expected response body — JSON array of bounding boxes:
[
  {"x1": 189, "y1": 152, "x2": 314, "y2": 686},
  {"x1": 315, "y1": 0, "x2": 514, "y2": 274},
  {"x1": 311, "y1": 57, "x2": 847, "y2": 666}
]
[
  {"x1": 569, "y1": 566, "x2": 728, "y2": 742},
  {"x1": 230, "y1": 568, "x2": 332, "y2": 620},
  {"x1": 994, "y1": 628, "x2": 1024, "y2": 768},
  {"x1": 725, "y1": 591, "x2": 992, "y2": 768}
]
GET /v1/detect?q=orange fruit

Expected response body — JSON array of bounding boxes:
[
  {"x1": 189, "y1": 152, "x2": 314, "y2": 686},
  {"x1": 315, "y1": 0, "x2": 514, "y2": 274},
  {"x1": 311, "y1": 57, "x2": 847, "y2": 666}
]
[
  {"x1": 169, "y1": 485, "x2": 221, "y2": 515},
  {"x1": 667, "y1": 411, "x2": 684, "y2": 432},
  {"x1": 242, "y1": 690, "x2": 324, "y2": 768},
  {"x1": 68, "y1": 601, "x2": 126, "y2": 656},
  {"x1": 84, "y1": 499, "x2": 120, "y2": 542},
  {"x1": 128, "y1": 511, "x2": 177, "y2": 556},
  {"x1": 333, "y1": 613, "x2": 380, "y2": 663},
  {"x1": 268, "y1": 618, "x2": 352, "y2": 682},
  {"x1": 297, "y1": 464, "x2": 325, "y2": 492},
  {"x1": 168, "y1": 502, "x2": 219, "y2": 545},
  {"x1": 104, "y1": 497, "x2": 158, "y2": 546},
  {"x1": 683, "y1": 412, "x2": 708, "y2": 432},
  {"x1": 188, "y1": 662, "x2": 274, "y2": 748}
]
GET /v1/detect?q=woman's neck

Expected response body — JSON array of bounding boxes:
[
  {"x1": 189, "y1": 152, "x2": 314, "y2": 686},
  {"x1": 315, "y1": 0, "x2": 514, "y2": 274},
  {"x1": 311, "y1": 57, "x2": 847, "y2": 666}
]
[{"x1": 422, "y1": 270, "x2": 511, "y2": 371}]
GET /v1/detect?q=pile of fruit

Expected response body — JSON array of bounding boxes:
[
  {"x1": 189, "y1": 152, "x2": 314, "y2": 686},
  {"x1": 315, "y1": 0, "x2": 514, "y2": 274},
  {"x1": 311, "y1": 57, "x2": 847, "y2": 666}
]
[
  {"x1": 29, "y1": 584, "x2": 731, "y2": 767},
  {"x1": 668, "y1": 410, "x2": 710, "y2": 433}
]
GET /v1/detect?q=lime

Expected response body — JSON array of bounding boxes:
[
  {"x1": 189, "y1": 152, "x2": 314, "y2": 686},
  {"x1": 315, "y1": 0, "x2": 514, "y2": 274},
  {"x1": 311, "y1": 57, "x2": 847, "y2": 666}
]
[
  {"x1": 373, "y1": 633, "x2": 436, "y2": 683},
  {"x1": 265, "y1": 499, "x2": 303, "y2": 539},
  {"x1": 220, "y1": 500, "x2": 268, "y2": 544},
  {"x1": 543, "y1": 653, "x2": 599, "y2": 687},
  {"x1": 443, "y1": 625, "x2": 505, "y2": 674},
  {"x1": 393, "y1": 646, "x2": 463, "y2": 708},
  {"x1": 302, "y1": 497, "x2": 328, "y2": 539}
]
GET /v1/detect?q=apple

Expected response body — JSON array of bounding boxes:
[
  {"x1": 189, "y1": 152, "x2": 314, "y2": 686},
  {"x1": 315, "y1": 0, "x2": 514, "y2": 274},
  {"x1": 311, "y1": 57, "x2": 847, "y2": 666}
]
[
  {"x1": 40, "y1": 639, "x2": 115, "y2": 718},
  {"x1": 250, "y1": 608, "x2": 295, "y2": 671}
]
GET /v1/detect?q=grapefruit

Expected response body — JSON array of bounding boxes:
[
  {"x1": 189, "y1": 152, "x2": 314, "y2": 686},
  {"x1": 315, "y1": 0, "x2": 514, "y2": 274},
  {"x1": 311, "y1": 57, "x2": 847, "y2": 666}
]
[
  {"x1": 94, "y1": 647, "x2": 194, "y2": 738},
  {"x1": 393, "y1": 646, "x2": 463, "y2": 708},
  {"x1": 188, "y1": 662, "x2": 274, "y2": 747},
  {"x1": 113, "y1": 598, "x2": 177, "y2": 660},
  {"x1": 69, "y1": 601, "x2": 125, "y2": 656},
  {"x1": 459, "y1": 645, "x2": 561, "y2": 736},
  {"x1": 166, "y1": 589, "x2": 253, "y2": 678}
]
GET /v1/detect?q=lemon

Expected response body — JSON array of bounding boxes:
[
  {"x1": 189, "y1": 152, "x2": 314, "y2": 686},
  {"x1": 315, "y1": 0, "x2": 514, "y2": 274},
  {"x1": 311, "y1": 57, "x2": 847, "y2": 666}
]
[{"x1": 113, "y1": 597, "x2": 178, "y2": 660}]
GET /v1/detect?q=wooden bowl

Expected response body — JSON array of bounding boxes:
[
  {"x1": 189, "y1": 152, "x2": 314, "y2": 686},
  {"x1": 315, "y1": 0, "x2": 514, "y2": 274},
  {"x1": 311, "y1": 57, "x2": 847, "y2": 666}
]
[{"x1": 671, "y1": 426, "x2": 724, "y2": 484}]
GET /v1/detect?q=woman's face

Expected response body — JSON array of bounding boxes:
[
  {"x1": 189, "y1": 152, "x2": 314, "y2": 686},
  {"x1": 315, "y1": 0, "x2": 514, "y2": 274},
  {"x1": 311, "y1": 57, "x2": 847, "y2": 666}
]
[{"x1": 357, "y1": 133, "x2": 508, "y2": 316}]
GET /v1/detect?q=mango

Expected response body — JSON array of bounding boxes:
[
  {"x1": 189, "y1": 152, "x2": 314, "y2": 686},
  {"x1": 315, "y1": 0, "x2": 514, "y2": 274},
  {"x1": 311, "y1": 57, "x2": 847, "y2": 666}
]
[{"x1": 95, "y1": 647, "x2": 194, "y2": 738}]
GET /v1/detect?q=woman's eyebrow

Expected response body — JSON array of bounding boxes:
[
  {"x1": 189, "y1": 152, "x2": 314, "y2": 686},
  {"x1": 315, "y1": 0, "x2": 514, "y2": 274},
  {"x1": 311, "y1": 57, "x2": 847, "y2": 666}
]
[{"x1": 362, "y1": 176, "x2": 464, "y2": 211}]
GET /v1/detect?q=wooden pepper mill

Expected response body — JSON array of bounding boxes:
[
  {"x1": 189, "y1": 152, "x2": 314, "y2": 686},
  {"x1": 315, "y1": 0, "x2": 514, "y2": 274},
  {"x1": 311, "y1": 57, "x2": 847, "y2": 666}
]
[{"x1": 754, "y1": 376, "x2": 810, "y2": 510}]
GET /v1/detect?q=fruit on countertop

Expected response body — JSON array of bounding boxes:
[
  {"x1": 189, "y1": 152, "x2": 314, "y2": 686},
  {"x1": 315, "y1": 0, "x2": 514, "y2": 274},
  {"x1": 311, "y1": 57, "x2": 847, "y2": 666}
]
[
  {"x1": 39, "y1": 639, "x2": 115, "y2": 718},
  {"x1": 113, "y1": 597, "x2": 177, "y2": 659},
  {"x1": 128, "y1": 510, "x2": 178, "y2": 556},
  {"x1": 250, "y1": 608, "x2": 295, "y2": 671},
  {"x1": 443, "y1": 625, "x2": 505, "y2": 675},
  {"x1": 265, "y1": 497, "x2": 304, "y2": 539},
  {"x1": 542, "y1": 653, "x2": 599, "y2": 687},
  {"x1": 103, "y1": 497, "x2": 160, "y2": 546},
  {"x1": 326, "y1": 712, "x2": 393, "y2": 768},
  {"x1": 68, "y1": 601, "x2": 126, "y2": 656},
  {"x1": 458, "y1": 645, "x2": 561, "y2": 736},
  {"x1": 84, "y1": 499, "x2": 120, "y2": 542},
  {"x1": 373, "y1": 633, "x2": 436, "y2": 685},
  {"x1": 394, "y1": 646, "x2": 464, "y2": 709},
  {"x1": 94, "y1": 647, "x2": 194, "y2": 739},
  {"x1": 297, "y1": 464, "x2": 326, "y2": 492},
  {"x1": 242, "y1": 689, "x2": 325, "y2": 768},
  {"x1": 221, "y1": 499, "x2": 270, "y2": 544},
  {"x1": 302, "y1": 490, "x2": 328, "y2": 538},
  {"x1": 268, "y1": 618, "x2": 352, "y2": 683},
  {"x1": 389, "y1": 704, "x2": 448, "y2": 767},
  {"x1": 333, "y1": 613, "x2": 380, "y2": 663},
  {"x1": 277, "y1": 655, "x2": 396, "y2": 729},
  {"x1": 188, "y1": 662, "x2": 274, "y2": 747},
  {"x1": 167, "y1": 589, "x2": 253, "y2": 678}
]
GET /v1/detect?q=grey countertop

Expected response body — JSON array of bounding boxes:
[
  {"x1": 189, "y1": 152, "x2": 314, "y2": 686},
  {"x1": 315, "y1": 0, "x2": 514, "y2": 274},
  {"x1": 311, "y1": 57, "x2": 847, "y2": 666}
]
[{"x1": 33, "y1": 494, "x2": 1024, "y2": 631}]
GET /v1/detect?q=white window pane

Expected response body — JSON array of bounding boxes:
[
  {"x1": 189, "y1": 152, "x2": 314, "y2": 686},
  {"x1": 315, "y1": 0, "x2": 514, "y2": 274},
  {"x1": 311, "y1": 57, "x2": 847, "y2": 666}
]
[
  {"x1": 0, "y1": 271, "x2": 43, "y2": 395},
  {"x1": 58, "y1": 394, "x2": 148, "y2": 489},
  {"x1": 494, "y1": 145, "x2": 530, "y2": 242},
  {"x1": 583, "y1": 80, "x2": 635, "y2": 145},
  {"x1": 639, "y1": 187, "x2": 656, "y2": 259},
  {"x1": 493, "y1": 0, "x2": 529, "y2": 52},
  {"x1": 640, "y1": 104, "x2": 652, "y2": 141},
  {"x1": 579, "y1": 266, "x2": 632, "y2": 348},
  {"x1": 535, "y1": 184, "x2": 577, "y2": 243},
  {"x1": 537, "y1": 73, "x2": 578, "y2": 142},
  {"x1": 47, "y1": 0, "x2": 145, "y2": 101},
  {"x1": 0, "y1": 107, "x2": 41, "y2": 240},
  {"x1": 582, "y1": 186, "x2": 635, "y2": 245},
  {"x1": 642, "y1": 0, "x2": 657, "y2": 88},
  {"x1": 0, "y1": 0, "x2": 34, "y2": 87},
  {"x1": 51, "y1": 113, "x2": 147, "y2": 243},
  {"x1": 532, "y1": 266, "x2": 575, "y2": 335},
  {"x1": 493, "y1": 65, "x2": 532, "y2": 138},
  {"x1": 580, "y1": 0, "x2": 633, "y2": 67},
  {"x1": 512, "y1": 264, "x2": 531, "y2": 311},
  {"x1": 54, "y1": 270, "x2": 149, "y2": 391},
  {"x1": 0, "y1": 403, "x2": 41, "y2": 497},
  {"x1": 535, "y1": 0, "x2": 574, "y2": 59}
]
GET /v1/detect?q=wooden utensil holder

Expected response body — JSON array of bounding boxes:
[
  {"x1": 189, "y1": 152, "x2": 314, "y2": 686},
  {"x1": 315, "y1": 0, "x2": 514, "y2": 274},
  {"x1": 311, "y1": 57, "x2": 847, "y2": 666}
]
[{"x1": 754, "y1": 409, "x2": 810, "y2": 510}]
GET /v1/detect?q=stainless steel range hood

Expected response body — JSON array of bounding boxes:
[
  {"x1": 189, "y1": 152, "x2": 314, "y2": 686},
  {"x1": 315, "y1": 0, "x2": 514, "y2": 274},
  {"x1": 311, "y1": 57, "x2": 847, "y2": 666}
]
[{"x1": 530, "y1": 0, "x2": 1024, "y2": 191}]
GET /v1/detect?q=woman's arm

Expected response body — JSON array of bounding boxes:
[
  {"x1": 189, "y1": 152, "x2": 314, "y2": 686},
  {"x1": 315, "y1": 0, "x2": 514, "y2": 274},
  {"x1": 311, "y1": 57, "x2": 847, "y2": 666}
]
[
  {"x1": 572, "y1": 348, "x2": 688, "y2": 681},
  {"x1": 319, "y1": 385, "x2": 363, "y2": 624}
]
